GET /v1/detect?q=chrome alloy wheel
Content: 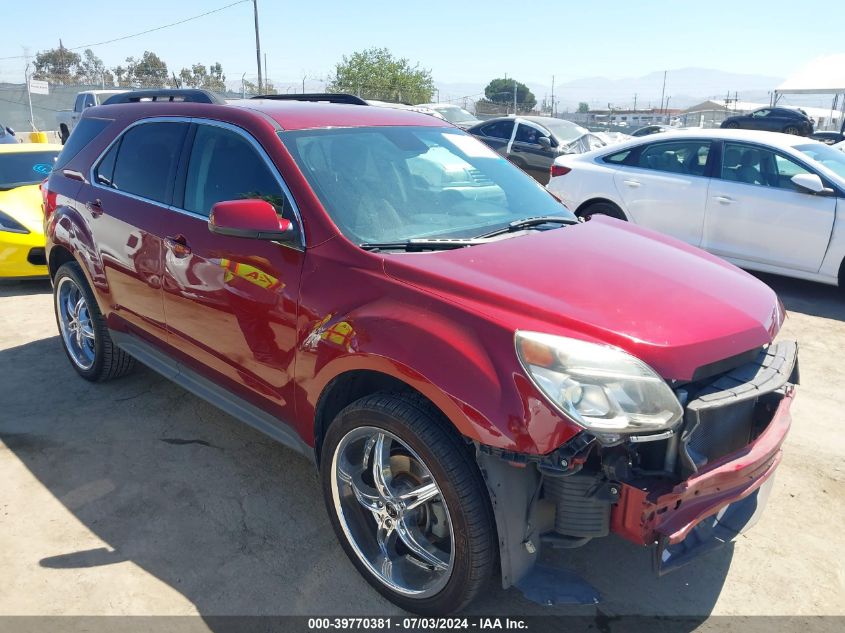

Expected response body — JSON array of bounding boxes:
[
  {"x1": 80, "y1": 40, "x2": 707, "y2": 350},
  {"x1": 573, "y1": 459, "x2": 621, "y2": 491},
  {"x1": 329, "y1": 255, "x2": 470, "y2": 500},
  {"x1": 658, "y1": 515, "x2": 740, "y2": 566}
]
[
  {"x1": 56, "y1": 276, "x2": 96, "y2": 370},
  {"x1": 331, "y1": 426, "x2": 455, "y2": 597}
]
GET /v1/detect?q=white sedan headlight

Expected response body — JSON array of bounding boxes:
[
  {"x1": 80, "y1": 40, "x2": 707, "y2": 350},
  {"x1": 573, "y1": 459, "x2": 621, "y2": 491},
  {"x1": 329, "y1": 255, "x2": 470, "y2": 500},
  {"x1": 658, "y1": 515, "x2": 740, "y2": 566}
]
[{"x1": 515, "y1": 331, "x2": 683, "y2": 438}]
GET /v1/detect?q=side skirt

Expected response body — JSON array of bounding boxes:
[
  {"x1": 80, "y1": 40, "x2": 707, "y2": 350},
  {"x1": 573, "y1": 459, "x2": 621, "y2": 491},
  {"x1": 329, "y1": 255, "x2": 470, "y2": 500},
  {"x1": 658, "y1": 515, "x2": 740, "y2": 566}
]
[{"x1": 110, "y1": 330, "x2": 314, "y2": 463}]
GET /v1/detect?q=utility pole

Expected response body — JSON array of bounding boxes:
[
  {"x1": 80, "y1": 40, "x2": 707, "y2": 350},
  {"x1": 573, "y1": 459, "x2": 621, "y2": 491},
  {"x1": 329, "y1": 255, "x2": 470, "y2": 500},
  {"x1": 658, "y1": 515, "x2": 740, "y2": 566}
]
[
  {"x1": 633, "y1": 93, "x2": 637, "y2": 111},
  {"x1": 659, "y1": 70, "x2": 667, "y2": 114},
  {"x1": 252, "y1": 0, "x2": 263, "y2": 92},
  {"x1": 24, "y1": 63, "x2": 35, "y2": 132},
  {"x1": 513, "y1": 80, "x2": 517, "y2": 115},
  {"x1": 550, "y1": 75, "x2": 555, "y2": 117}
]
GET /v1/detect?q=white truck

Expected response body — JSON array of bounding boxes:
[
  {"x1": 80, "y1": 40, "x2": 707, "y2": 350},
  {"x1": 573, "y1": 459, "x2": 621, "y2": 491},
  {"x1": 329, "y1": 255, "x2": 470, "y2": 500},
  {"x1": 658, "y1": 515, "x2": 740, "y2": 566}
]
[{"x1": 56, "y1": 90, "x2": 126, "y2": 144}]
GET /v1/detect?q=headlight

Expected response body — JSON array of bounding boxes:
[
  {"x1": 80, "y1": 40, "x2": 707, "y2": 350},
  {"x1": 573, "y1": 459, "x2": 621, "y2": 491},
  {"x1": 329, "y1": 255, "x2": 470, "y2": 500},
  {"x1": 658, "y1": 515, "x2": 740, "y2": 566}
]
[
  {"x1": 0, "y1": 209, "x2": 29, "y2": 234},
  {"x1": 515, "y1": 331, "x2": 683, "y2": 438}
]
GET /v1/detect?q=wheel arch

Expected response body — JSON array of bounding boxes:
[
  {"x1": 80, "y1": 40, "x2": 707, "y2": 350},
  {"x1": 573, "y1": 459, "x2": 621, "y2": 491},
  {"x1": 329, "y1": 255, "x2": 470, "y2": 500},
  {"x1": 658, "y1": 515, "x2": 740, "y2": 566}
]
[
  {"x1": 48, "y1": 244, "x2": 77, "y2": 279},
  {"x1": 575, "y1": 197, "x2": 627, "y2": 220}
]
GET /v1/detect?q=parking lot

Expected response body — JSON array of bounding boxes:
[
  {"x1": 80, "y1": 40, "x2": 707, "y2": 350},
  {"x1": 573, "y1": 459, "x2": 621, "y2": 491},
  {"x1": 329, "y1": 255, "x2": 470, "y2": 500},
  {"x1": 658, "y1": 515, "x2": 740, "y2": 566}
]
[{"x1": 0, "y1": 273, "x2": 843, "y2": 620}]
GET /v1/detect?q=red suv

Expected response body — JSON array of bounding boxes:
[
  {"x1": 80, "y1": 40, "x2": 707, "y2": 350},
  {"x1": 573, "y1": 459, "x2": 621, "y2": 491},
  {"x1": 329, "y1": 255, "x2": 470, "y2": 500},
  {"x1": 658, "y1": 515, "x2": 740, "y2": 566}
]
[{"x1": 44, "y1": 90, "x2": 798, "y2": 614}]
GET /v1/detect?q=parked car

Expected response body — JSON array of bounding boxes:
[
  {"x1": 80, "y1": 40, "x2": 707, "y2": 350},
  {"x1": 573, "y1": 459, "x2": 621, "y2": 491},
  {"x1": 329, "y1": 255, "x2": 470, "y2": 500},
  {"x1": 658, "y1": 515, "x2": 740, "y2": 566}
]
[
  {"x1": 416, "y1": 103, "x2": 480, "y2": 129},
  {"x1": 0, "y1": 143, "x2": 61, "y2": 277},
  {"x1": 56, "y1": 90, "x2": 127, "y2": 144},
  {"x1": 631, "y1": 125, "x2": 670, "y2": 137},
  {"x1": 0, "y1": 124, "x2": 17, "y2": 144},
  {"x1": 44, "y1": 90, "x2": 797, "y2": 614},
  {"x1": 467, "y1": 115, "x2": 606, "y2": 184},
  {"x1": 810, "y1": 130, "x2": 845, "y2": 145},
  {"x1": 365, "y1": 100, "x2": 446, "y2": 120},
  {"x1": 547, "y1": 129, "x2": 845, "y2": 286},
  {"x1": 720, "y1": 107, "x2": 813, "y2": 136}
]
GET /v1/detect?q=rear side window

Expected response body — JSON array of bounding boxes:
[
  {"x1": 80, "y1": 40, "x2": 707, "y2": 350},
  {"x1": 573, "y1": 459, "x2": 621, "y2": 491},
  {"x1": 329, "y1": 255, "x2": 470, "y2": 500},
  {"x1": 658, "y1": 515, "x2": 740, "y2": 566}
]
[
  {"x1": 98, "y1": 121, "x2": 189, "y2": 204},
  {"x1": 602, "y1": 149, "x2": 632, "y2": 164},
  {"x1": 54, "y1": 118, "x2": 111, "y2": 171},
  {"x1": 182, "y1": 124, "x2": 295, "y2": 220},
  {"x1": 637, "y1": 141, "x2": 711, "y2": 175}
]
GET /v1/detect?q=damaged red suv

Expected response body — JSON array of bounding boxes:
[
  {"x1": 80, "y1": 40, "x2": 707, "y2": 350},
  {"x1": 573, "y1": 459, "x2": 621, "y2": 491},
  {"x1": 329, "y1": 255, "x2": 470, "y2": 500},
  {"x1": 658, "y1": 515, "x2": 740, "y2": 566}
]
[{"x1": 44, "y1": 90, "x2": 798, "y2": 614}]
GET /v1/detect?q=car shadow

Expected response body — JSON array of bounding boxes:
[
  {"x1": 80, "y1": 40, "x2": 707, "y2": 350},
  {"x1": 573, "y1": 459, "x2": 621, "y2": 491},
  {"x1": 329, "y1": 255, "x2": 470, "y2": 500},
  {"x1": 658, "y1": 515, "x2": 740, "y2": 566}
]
[
  {"x1": 0, "y1": 336, "x2": 729, "y2": 628},
  {"x1": 0, "y1": 279, "x2": 52, "y2": 297},
  {"x1": 750, "y1": 272, "x2": 845, "y2": 321}
]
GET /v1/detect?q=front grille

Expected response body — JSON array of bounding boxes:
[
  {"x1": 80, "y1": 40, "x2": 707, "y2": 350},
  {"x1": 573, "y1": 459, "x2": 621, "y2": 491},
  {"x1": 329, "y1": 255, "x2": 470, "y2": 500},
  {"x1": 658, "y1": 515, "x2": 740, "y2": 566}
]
[
  {"x1": 27, "y1": 248, "x2": 46, "y2": 266},
  {"x1": 679, "y1": 341, "x2": 798, "y2": 475}
]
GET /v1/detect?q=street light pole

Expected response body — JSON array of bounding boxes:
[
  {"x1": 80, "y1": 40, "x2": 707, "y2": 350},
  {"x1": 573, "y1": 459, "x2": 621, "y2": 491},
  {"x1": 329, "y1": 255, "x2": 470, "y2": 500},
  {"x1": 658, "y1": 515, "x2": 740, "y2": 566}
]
[{"x1": 252, "y1": 0, "x2": 263, "y2": 92}]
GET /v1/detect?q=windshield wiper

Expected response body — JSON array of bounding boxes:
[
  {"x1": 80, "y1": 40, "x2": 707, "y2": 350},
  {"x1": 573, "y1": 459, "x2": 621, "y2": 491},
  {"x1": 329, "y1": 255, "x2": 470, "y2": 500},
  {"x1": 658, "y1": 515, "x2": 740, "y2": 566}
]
[
  {"x1": 360, "y1": 238, "x2": 490, "y2": 252},
  {"x1": 476, "y1": 215, "x2": 577, "y2": 239}
]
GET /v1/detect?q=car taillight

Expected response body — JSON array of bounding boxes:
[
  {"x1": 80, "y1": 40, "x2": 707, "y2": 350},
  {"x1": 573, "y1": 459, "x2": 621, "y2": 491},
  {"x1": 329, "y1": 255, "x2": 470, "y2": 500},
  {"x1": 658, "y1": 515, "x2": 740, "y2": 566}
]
[
  {"x1": 41, "y1": 178, "x2": 57, "y2": 222},
  {"x1": 550, "y1": 164, "x2": 571, "y2": 178}
]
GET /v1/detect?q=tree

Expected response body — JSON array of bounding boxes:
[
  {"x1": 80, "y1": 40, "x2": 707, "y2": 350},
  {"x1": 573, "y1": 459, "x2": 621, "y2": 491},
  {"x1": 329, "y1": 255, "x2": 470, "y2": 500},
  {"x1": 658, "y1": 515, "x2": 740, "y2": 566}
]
[
  {"x1": 177, "y1": 62, "x2": 226, "y2": 92},
  {"x1": 483, "y1": 78, "x2": 536, "y2": 112},
  {"x1": 78, "y1": 49, "x2": 107, "y2": 86},
  {"x1": 577, "y1": 102, "x2": 590, "y2": 113},
  {"x1": 328, "y1": 47, "x2": 433, "y2": 103},
  {"x1": 33, "y1": 44, "x2": 81, "y2": 84},
  {"x1": 122, "y1": 51, "x2": 168, "y2": 87}
]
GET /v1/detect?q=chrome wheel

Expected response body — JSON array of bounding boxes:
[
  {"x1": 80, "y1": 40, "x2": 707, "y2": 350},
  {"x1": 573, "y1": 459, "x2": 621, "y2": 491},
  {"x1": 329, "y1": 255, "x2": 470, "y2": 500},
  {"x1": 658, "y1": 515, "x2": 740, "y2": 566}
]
[
  {"x1": 331, "y1": 426, "x2": 455, "y2": 597},
  {"x1": 56, "y1": 276, "x2": 96, "y2": 370}
]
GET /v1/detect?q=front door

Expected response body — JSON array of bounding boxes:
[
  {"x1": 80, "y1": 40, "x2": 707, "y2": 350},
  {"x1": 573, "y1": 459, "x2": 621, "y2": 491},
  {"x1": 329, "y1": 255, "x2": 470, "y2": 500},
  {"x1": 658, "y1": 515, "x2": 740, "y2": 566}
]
[
  {"x1": 611, "y1": 139, "x2": 713, "y2": 245},
  {"x1": 161, "y1": 120, "x2": 305, "y2": 422},
  {"x1": 703, "y1": 142, "x2": 836, "y2": 272},
  {"x1": 510, "y1": 122, "x2": 554, "y2": 183},
  {"x1": 87, "y1": 119, "x2": 190, "y2": 342}
]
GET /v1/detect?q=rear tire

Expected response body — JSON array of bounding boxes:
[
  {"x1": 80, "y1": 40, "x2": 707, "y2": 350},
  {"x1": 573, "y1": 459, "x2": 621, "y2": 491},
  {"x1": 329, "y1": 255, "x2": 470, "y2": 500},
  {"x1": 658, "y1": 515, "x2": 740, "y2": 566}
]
[
  {"x1": 53, "y1": 262, "x2": 135, "y2": 382},
  {"x1": 320, "y1": 392, "x2": 496, "y2": 614},
  {"x1": 723, "y1": 121, "x2": 739, "y2": 129},
  {"x1": 59, "y1": 125, "x2": 69, "y2": 145},
  {"x1": 578, "y1": 201, "x2": 626, "y2": 221},
  {"x1": 783, "y1": 125, "x2": 801, "y2": 135}
]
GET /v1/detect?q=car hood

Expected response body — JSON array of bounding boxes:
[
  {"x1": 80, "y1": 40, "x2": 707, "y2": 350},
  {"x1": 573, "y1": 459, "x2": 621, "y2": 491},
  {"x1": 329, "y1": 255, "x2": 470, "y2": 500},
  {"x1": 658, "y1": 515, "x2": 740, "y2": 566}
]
[
  {"x1": 383, "y1": 217, "x2": 782, "y2": 381},
  {"x1": 0, "y1": 184, "x2": 44, "y2": 234}
]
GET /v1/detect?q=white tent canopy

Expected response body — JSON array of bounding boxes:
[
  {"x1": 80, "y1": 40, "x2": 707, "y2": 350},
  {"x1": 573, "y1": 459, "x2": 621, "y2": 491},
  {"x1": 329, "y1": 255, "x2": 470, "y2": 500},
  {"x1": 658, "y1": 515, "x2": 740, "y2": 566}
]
[{"x1": 776, "y1": 54, "x2": 845, "y2": 94}]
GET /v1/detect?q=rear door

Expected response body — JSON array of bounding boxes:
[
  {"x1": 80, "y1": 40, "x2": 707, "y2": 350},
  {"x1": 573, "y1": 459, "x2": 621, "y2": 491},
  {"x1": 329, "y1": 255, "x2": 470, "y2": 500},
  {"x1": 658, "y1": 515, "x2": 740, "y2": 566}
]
[
  {"x1": 611, "y1": 138, "x2": 713, "y2": 245},
  {"x1": 87, "y1": 118, "x2": 189, "y2": 342},
  {"x1": 161, "y1": 120, "x2": 305, "y2": 423},
  {"x1": 703, "y1": 141, "x2": 835, "y2": 272},
  {"x1": 471, "y1": 120, "x2": 515, "y2": 157}
]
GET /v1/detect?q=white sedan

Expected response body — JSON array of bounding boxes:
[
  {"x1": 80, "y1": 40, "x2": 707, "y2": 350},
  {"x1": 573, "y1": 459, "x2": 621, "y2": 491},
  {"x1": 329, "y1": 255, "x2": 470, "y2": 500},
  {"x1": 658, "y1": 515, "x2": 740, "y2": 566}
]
[{"x1": 547, "y1": 129, "x2": 845, "y2": 287}]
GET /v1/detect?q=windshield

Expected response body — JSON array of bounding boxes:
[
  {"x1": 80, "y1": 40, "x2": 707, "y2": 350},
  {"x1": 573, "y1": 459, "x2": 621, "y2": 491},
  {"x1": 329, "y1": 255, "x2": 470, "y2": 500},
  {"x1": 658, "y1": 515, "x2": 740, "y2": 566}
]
[
  {"x1": 432, "y1": 106, "x2": 478, "y2": 124},
  {"x1": 279, "y1": 126, "x2": 572, "y2": 244},
  {"x1": 796, "y1": 143, "x2": 845, "y2": 179},
  {"x1": 540, "y1": 119, "x2": 589, "y2": 143},
  {"x1": 0, "y1": 151, "x2": 58, "y2": 189}
]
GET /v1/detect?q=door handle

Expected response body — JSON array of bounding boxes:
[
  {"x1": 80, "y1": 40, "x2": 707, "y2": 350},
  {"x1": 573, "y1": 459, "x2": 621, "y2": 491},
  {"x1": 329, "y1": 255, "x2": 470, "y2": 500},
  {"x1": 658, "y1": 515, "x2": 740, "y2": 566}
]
[
  {"x1": 165, "y1": 234, "x2": 192, "y2": 257},
  {"x1": 86, "y1": 199, "x2": 103, "y2": 217},
  {"x1": 622, "y1": 179, "x2": 641, "y2": 188},
  {"x1": 713, "y1": 195, "x2": 733, "y2": 204}
]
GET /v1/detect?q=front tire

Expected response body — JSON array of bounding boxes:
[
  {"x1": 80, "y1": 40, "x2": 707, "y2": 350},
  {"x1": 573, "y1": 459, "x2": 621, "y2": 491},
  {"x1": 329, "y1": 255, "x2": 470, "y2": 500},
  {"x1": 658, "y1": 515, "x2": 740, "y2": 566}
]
[
  {"x1": 320, "y1": 392, "x2": 496, "y2": 614},
  {"x1": 53, "y1": 262, "x2": 135, "y2": 382},
  {"x1": 723, "y1": 121, "x2": 739, "y2": 129},
  {"x1": 783, "y1": 125, "x2": 801, "y2": 135}
]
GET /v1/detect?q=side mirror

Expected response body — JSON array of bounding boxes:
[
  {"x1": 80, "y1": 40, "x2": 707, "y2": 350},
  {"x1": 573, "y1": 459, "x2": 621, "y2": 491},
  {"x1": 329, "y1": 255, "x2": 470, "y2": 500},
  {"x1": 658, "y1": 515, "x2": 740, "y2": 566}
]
[
  {"x1": 538, "y1": 136, "x2": 552, "y2": 149},
  {"x1": 791, "y1": 173, "x2": 833, "y2": 195},
  {"x1": 5, "y1": 126, "x2": 14, "y2": 136},
  {"x1": 209, "y1": 199, "x2": 295, "y2": 240}
]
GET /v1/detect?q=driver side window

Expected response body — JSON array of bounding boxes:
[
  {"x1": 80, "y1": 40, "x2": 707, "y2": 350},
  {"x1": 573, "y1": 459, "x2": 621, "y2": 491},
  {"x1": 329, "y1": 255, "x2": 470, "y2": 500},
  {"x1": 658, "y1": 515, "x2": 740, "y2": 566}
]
[{"x1": 183, "y1": 124, "x2": 297, "y2": 224}]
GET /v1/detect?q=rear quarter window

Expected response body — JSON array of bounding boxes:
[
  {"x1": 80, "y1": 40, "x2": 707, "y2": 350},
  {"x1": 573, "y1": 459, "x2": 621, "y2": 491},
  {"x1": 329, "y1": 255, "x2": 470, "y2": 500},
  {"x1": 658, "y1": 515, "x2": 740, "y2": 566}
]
[
  {"x1": 602, "y1": 149, "x2": 632, "y2": 164},
  {"x1": 54, "y1": 118, "x2": 112, "y2": 171}
]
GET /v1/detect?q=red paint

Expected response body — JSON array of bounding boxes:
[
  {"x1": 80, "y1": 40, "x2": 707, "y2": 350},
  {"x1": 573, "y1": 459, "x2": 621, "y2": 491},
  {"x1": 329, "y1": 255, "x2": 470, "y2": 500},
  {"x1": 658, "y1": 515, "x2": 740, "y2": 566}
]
[
  {"x1": 45, "y1": 99, "x2": 787, "y2": 460},
  {"x1": 209, "y1": 199, "x2": 292, "y2": 235},
  {"x1": 611, "y1": 390, "x2": 793, "y2": 545}
]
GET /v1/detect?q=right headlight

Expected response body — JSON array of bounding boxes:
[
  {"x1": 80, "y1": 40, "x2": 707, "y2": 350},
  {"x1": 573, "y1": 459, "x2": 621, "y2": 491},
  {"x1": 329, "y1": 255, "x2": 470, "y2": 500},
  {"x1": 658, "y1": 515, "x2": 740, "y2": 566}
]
[
  {"x1": 515, "y1": 331, "x2": 683, "y2": 439},
  {"x1": 0, "y1": 209, "x2": 29, "y2": 234}
]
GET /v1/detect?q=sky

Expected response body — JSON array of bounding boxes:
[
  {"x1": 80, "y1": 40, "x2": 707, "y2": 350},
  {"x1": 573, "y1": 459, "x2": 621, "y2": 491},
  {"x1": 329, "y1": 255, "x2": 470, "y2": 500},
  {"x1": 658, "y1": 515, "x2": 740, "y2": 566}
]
[{"x1": 0, "y1": 0, "x2": 838, "y2": 89}]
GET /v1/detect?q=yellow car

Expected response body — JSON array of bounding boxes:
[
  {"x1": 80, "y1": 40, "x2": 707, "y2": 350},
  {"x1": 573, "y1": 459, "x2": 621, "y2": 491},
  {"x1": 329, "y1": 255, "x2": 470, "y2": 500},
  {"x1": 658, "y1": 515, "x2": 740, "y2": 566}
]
[{"x1": 0, "y1": 143, "x2": 62, "y2": 278}]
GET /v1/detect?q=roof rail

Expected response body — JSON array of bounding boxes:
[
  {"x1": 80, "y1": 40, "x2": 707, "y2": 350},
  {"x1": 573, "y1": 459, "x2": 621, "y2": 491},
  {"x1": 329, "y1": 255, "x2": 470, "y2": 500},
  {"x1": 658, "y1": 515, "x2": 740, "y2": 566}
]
[
  {"x1": 250, "y1": 93, "x2": 368, "y2": 106},
  {"x1": 101, "y1": 89, "x2": 226, "y2": 105}
]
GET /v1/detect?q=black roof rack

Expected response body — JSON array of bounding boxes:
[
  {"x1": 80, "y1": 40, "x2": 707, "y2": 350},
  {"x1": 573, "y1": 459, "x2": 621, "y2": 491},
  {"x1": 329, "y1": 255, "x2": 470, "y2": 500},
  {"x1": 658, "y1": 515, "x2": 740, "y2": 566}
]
[
  {"x1": 250, "y1": 93, "x2": 368, "y2": 106},
  {"x1": 102, "y1": 89, "x2": 226, "y2": 105}
]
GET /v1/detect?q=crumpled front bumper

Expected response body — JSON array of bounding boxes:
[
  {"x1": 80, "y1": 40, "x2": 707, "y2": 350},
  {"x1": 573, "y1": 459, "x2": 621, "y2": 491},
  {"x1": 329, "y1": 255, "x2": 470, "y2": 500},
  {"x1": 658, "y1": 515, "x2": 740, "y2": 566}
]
[{"x1": 610, "y1": 341, "x2": 797, "y2": 573}]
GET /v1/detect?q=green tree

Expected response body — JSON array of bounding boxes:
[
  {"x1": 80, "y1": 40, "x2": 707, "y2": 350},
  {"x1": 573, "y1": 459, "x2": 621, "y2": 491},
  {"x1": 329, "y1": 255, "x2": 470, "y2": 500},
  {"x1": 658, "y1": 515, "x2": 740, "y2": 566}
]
[
  {"x1": 328, "y1": 47, "x2": 433, "y2": 103},
  {"x1": 483, "y1": 78, "x2": 536, "y2": 112},
  {"x1": 577, "y1": 102, "x2": 590, "y2": 113},
  {"x1": 33, "y1": 45, "x2": 81, "y2": 84},
  {"x1": 77, "y1": 49, "x2": 107, "y2": 85},
  {"x1": 123, "y1": 51, "x2": 168, "y2": 87},
  {"x1": 178, "y1": 62, "x2": 226, "y2": 92}
]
